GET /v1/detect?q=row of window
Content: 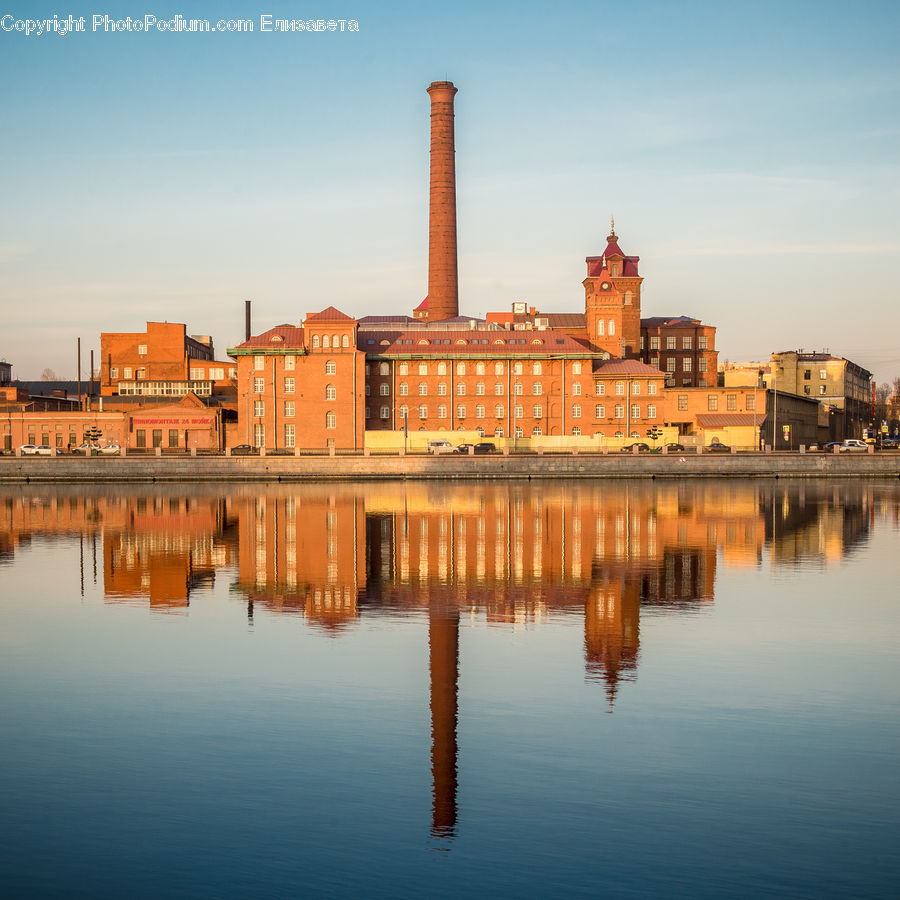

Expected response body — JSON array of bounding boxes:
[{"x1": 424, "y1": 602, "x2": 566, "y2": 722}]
[
  {"x1": 365, "y1": 361, "x2": 580, "y2": 377},
  {"x1": 111, "y1": 365, "x2": 235, "y2": 380},
  {"x1": 674, "y1": 394, "x2": 756, "y2": 411},
  {"x1": 310, "y1": 334, "x2": 351, "y2": 349},
  {"x1": 367, "y1": 404, "x2": 658, "y2": 421},
  {"x1": 645, "y1": 335, "x2": 710, "y2": 350},
  {"x1": 657, "y1": 357, "x2": 709, "y2": 373},
  {"x1": 253, "y1": 355, "x2": 303, "y2": 371},
  {"x1": 118, "y1": 381, "x2": 213, "y2": 397}
]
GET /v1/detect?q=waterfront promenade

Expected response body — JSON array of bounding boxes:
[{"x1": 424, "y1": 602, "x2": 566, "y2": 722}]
[{"x1": 1, "y1": 451, "x2": 898, "y2": 482}]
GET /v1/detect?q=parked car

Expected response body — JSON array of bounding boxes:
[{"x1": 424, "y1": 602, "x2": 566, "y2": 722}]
[
  {"x1": 428, "y1": 440, "x2": 458, "y2": 454},
  {"x1": 34, "y1": 445, "x2": 54, "y2": 455},
  {"x1": 663, "y1": 442, "x2": 686, "y2": 452},
  {"x1": 473, "y1": 442, "x2": 498, "y2": 454},
  {"x1": 99, "y1": 444, "x2": 121, "y2": 454},
  {"x1": 71, "y1": 443, "x2": 98, "y2": 454},
  {"x1": 880, "y1": 436, "x2": 900, "y2": 449},
  {"x1": 840, "y1": 439, "x2": 868, "y2": 452},
  {"x1": 457, "y1": 443, "x2": 474, "y2": 454},
  {"x1": 231, "y1": 445, "x2": 255, "y2": 455},
  {"x1": 19, "y1": 445, "x2": 39, "y2": 455},
  {"x1": 822, "y1": 442, "x2": 843, "y2": 452},
  {"x1": 621, "y1": 442, "x2": 651, "y2": 453},
  {"x1": 705, "y1": 441, "x2": 732, "y2": 453}
]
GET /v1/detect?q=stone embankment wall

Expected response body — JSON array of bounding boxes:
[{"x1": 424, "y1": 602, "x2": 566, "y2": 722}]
[{"x1": 1, "y1": 454, "x2": 898, "y2": 482}]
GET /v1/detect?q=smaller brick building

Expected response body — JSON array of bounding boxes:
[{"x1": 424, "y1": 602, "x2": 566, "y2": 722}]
[{"x1": 640, "y1": 316, "x2": 717, "y2": 388}]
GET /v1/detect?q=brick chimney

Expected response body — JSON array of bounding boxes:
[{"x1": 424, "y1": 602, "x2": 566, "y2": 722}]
[{"x1": 426, "y1": 81, "x2": 459, "y2": 321}]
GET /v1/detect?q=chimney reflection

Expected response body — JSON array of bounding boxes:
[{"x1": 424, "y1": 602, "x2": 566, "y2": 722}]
[{"x1": 429, "y1": 603, "x2": 459, "y2": 839}]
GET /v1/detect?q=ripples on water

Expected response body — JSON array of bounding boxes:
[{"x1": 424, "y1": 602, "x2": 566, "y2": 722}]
[{"x1": 0, "y1": 479, "x2": 898, "y2": 898}]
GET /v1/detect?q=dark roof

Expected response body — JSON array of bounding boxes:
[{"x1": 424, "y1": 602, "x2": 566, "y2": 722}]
[
  {"x1": 593, "y1": 359, "x2": 665, "y2": 377},
  {"x1": 230, "y1": 325, "x2": 305, "y2": 350},
  {"x1": 544, "y1": 313, "x2": 586, "y2": 328},
  {"x1": 641, "y1": 316, "x2": 703, "y2": 328}
]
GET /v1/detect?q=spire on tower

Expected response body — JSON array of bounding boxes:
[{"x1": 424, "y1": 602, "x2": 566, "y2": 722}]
[{"x1": 609, "y1": 215, "x2": 616, "y2": 241}]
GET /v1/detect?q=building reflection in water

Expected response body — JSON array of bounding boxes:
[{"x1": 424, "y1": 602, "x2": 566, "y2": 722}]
[{"x1": 0, "y1": 480, "x2": 887, "y2": 840}]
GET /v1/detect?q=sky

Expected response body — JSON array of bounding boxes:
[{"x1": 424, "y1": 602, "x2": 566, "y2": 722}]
[{"x1": 2, "y1": 0, "x2": 899, "y2": 383}]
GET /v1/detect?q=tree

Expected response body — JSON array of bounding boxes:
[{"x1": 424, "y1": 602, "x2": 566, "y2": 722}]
[{"x1": 40, "y1": 368, "x2": 58, "y2": 381}]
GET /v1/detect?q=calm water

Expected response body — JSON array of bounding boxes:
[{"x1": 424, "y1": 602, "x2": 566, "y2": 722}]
[{"x1": 1, "y1": 479, "x2": 898, "y2": 898}]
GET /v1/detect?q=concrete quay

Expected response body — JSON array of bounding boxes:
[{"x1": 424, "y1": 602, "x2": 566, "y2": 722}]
[{"x1": 1, "y1": 452, "x2": 898, "y2": 483}]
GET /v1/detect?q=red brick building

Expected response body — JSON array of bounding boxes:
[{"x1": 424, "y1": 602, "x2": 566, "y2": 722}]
[{"x1": 640, "y1": 316, "x2": 718, "y2": 388}]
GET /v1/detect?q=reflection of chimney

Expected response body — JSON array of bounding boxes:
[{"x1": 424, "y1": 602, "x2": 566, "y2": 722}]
[
  {"x1": 429, "y1": 605, "x2": 459, "y2": 838},
  {"x1": 427, "y1": 81, "x2": 459, "y2": 322}
]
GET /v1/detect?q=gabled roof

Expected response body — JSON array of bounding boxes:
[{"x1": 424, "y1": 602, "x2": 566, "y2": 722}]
[
  {"x1": 414, "y1": 296, "x2": 428, "y2": 311},
  {"x1": 593, "y1": 359, "x2": 665, "y2": 376},
  {"x1": 229, "y1": 325, "x2": 305, "y2": 350},
  {"x1": 304, "y1": 306, "x2": 355, "y2": 323}
]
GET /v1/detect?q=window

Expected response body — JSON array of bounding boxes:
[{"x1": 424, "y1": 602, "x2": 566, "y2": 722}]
[
  {"x1": 708, "y1": 395, "x2": 718, "y2": 411},
  {"x1": 514, "y1": 405, "x2": 523, "y2": 419},
  {"x1": 456, "y1": 383, "x2": 466, "y2": 395},
  {"x1": 532, "y1": 426, "x2": 542, "y2": 436},
  {"x1": 312, "y1": 335, "x2": 320, "y2": 349},
  {"x1": 284, "y1": 356, "x2": 295, "y2": 370},
  {"x1": 437, "y1": 382, "x2": 447, "y2": 396},
  {"x1": 456, "y1": 405, "x2": 466, "y2": 419},
  {"x1": 476, "y1": 362, "x2": 485, "y2": 375},
  {"x1": 819, "y1": 369, "x2": 827, "y2": 380},
  {"x1": 513, "y1": 362, "x2": 523, "y2": 375},
  {"x1": 572, "y1": 404, "x2": 581, "y2": 418},
  {"x1": 494, "y1": 383, "x2": 504, "y2": 396},
  {"x1": 666, "y1": 336, "x2": 676, "y2": 350},
  {"x1": 820, "y1": 385, "x2": 827, "y2": 395},
  {"x1": 678, "y1": 394, "x2": 688, "y2": 410},
  {"x1": 136, "y1": 369, "x2": 146, "y2": 380},
  {"x1": 325, "y1": 411, "x2": 336, "y2": 429},
  {"x1": 495, "y1": 427, "x2": 504, "y2": 437},
  {"x1": 209, "y1": 367, "x2": 224, "y2": 380},
  {"x1": 284, "y1": 401, "x2": 295, "y2": 417},
  {"x1": 572, "y1": 426, "x2": 581, "y2": 436},
  {"x1": 123, "y1": 367, "x2": 132, "y2": 379},
  {"x1": 698, "y1": 335, "x2": 708, "y2": 349},
  {"x1": 254, "y1": 355, "x2": 265, "y2": 370},
  {"x1": 476, "y1": 405, "x2": 485, "y2": 419},
  {"x1": 377, "y1": 362, "x2": 387, "y2": 376},
  {"x1": 152, "y1": 430, "x2": 163, "y2": 448},
  {"x1": 614, "y1": 404, "x2": 624, "y2": 419},
  {"x1": 595, "y1": 383, "x2": 605, "y2": 396},
  {"x1": 651, "y1": 357, "x2": 660, "y2": 369},
  {"x1": 615, "y1": 381, "x2": 625, "y2": 395},
  {"x1": 399, "y1": 382, "x2": 408, "y2": 396},
  {"x1": 189, "y1": 367, "x2": 203, "y2": 380},
  {"x1": 699, "y1": 358, "x2": 708, "y2": 372},
  {"x1": 284, "y1": 377, "x2": 295, "y2": 393},
  {"x1": 608, "y1": 320, "x2": 615, "y2": 336},
  {"x1": 254, "y1": 424, "x2": 265, "y2": 447},
  {"x1": 595, "y1": 404, "x2": 605, "y2": 418},
  {"x1": 379, "y1": 383, "x2": 390, "y2": 396},
  {"x1": 649, "y1": 336, "x2": 660, "y2": 350},
  {"x1": 683, "y1": 358, "x2": 692, "y2": 372},
  {"x1": 624, "y1": 291, "x2": 632, "y2": 305},
  {"x1": 572, "y1": 362, "x2": 582, "y2": 375},
  {"x1": 631, "y1": 382, "x2": 640, "y2": 395},
  {"x1": 438, "y1": 405, "x2": 447, "y2": 419},
  {"x1": 110, "y1": 366, "x2": 118, "y2": 379},
  {"x1": 418, "y1": 382, "x2": 427, "y2": 396},
  {"x1": 746, "y1": 394, "x2": 756, "y2": 410},
  {"x1": 380, "y1": 406, "x2": 390, "y2": 419},
  {"x1": 418, "y1": 363, "x2": 428, "y2": 375},
  {"x1": 341, "y1": 335, "x2": 349, "y2": 348},
  {"x1": 532, "y1": 383, "x2": 542, "y2": 396},
  {"x1": 514, "y1": 382, "x2": 523, "y2": 396},
  {"x1": 418, "y1": 405, "x2": 427, "y2": 420},
  {"x1": 322, "y1": 335, "x2": 330, "y2": 349},
  {"x1": 647, "y1": 404, "x2": 656, "y2": 419},
  {"x1": 398, "y1": 405, "x2": 409, "y2": 419},
  {"x1": 494, "y1": 362, "x2": 504, "y2": 375},
  {"x1": 137, "y1": 343, "x2": 147, "y2": 356},
  {"x1": 572, "y1": 383, "x2": 582, "y2": 396},
  {"x1": 325, "y1": 360, "x2": 336, "y2": 375},
  {"x1": 456, "y1": 362, "x2": 465, "y2": 376},
  {"x1": 648, "y1": 382, "x2": 657, "y2": 395},
  {"x1": 436, "y1": 362, "x2": 446, "y2": 375},
  {"x1": 727, "y1": 394, "x2": 737, "y2": 411},
  {"x1": 399, "y1": 362, "x2": 408, "y2": 375},
  {"x1": 515, "y1": 426, "x2": 524, "y2": 438},
  {"x1": 326, "y1": 384, "x2": 337, "y2": 400},
  {"x1": 533, "y1": 405, "x2": 543, "y2": 418},
  {"x1": 804, "y1": 370, "x2": 811, "y2": 380},
  {"x1": 254, "y1": 400, "x2": 265, "y2": 417},
  {"x1": 494, "y1": 404, "x2": 504, "y2": 418},
  {"x1": 597, "y1": 320, "x2": 605, "y2": 336},
  {"x1": 532, "y1": 362, "x2": 542, "y2": 375},
  {"x1": 631, "y1": 404, "x2": 640, "y2": 419},
  {"x1": 476, "y1": 382, "x2": 485, "y2": 395},
  {"x1": 682, "y1": 336, "x2": 692, "y2": 350},
  {"x1": 168, "y1": 429, "x2": 178, "y2": 448},
  {"x1": 667, "y1": 359, "x2": 676, "y2": 373}
]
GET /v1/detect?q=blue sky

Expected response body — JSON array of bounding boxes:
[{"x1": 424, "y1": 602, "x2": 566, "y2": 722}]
[{"x1": 2, "y1": 0, "x2": 898, "y2": 382}]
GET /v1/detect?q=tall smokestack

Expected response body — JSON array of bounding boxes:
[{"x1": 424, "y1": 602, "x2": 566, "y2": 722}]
[
  {"x1": 245, "y1": 300, "x2": 251, "y2": 341},
  {"x1": 427, "y1": 80, "x2": 459, "y2": 322}
]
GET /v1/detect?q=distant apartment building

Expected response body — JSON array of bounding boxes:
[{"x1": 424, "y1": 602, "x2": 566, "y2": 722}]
[
  {"x1": 640, "y1": 316, "x2": 717, "y2": 388},
  {"x1": 100, "y1": 321, "x2": 236, "y2": 401},
  {"x1": 769, "y1": 351, "x2": 872, "y2": 439},
  {"x1": 0, "y1": 360, "x2": 10, "y2": 386}
]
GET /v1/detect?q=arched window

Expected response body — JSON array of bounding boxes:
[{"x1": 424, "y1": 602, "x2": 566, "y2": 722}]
[
  {"x1": 322, "y1": 335, "x2": 330, "y2": 349},
  {"x1": 494, "y1": 404, "x2": 504, "y2": 418},
  {"x1": 494, "y1": 383, "x2": 504, "y2": 396},
  {"x1": 572, "y1": 362, "x2": 582, "y2": 375},
  {"x1": 597, "y1": 320, "x2": 605, "y2": 336},
  {"x1": 341, "y1": 334, "x2": 350, "y2": 348},
  {"x1": 312, "y1": 335, "x2": 320, "y2": 348},
  {"x1": 456, "y1": 383, "x2": 466, "y2": 395},
  {"x1": 437, "y1": 362, "x2": 447, "y2": 375},
  {"x1": 418, "y1": 363, "x2": 428, "y2": 375},
  {"x1": 513, "y1": 362, "x2": 523, "y2": 375},
  {"x1": 399, "y1": 362, "x2": 409, "y2": 375},
  {"x1": 456, "y1": 405, "x2": 466, "y2": 419},
  {"x1": 572, "y1": 383, "x2": 582, "y2": 396},
  {"x1": 532, "y1": 362, "x2": 542, "y2": 375},
  {"x1": 417, "y1": 405, "x2": 427, "y2": 419},
  {"x1": 332, "y1": 335, "x2": 339, "y2": 348},
  {"x1": 624, "y1": 291, "x2": 633, "y2": 305},
  {"x1": 476, "y1": 362, "x2": 485, "y2": 375},
  {"x1": 572, "y1": 404, "x2": 581, "y2": 418},
  {"x1": 476, "y1": 382, "x2": 485, "y2": 396},
  {"x1": 437, "y1": 383, "x2": 447, "y2": 396},
  {"x1": 572, "y1": 426, "x2": 582, "y2": 436},
  {"x1": 514, "y1": 382, "x2": 523, "y2": 395},
  {"x1": 437, "y1": 405, "x2": 447, "y2": 419},
  {"x1": 398, "y1": 405, "x2": 409, "y2": 419},
  {"x1": 475, "y1": 405, "x2": 485, "y2": 419},
  {"x1": 379, "y1": 362, "x2": 389, "y2": 376},
  {"x1": 399, "y1": 382, "x2": 408, "y2": 396},
  {"x1": 325, "y1": 360, "x2": 336, "y2": 375},
  {"x1": 608, "y1": 320, "x2": 615, "y2": 336},
  {"x1": 379, "y1": 383, "x2": 390, "y2": 396},
  {"x1": 494, "y1": 362, "x2": 504, "y2": 375},
  {"x1": 514, "y1": 426, "x2": 523, "y2": 438},
  {"x1": 456, "y1": 362, "x2": 466, "y2": 376},
  {"x1": 418, "y1": 382, "x2": 427, "y2": 396},
  {"x1": 495, "y1": 426, "x2": 504, "y2": 437},
  {"x1": 532, "y1": 426, "x2": 542, "y2": 436},
  {"x1": 325, "y1": 411, "x2": 336, "y2": 429},
  {"x1": 325, "y1": 384, "x2": 336, "y2": 401}
]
